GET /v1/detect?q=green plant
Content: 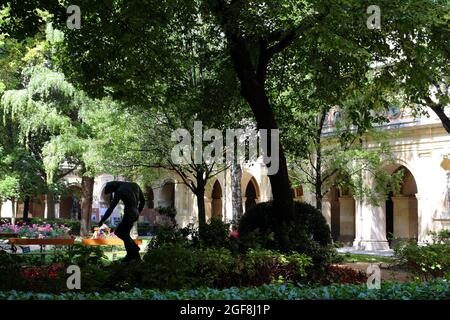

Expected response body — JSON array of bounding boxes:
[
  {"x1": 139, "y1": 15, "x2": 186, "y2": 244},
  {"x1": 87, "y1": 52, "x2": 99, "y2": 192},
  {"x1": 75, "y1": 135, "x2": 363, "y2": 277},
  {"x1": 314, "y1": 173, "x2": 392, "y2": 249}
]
[
  {"x1": 394, "y1": 240, "x2": 450, "y2": 281},
  {"x1": 0, "y1": 252, "x2": 22, "y2": 290},
  {"x1": 241, "y1": 250, "x2": 312, "y2": 286},
  {"x1": 1, "y1": 280, "x2": 450, "y2": 300},
  {"x1": 51, "y1": 244, "x2": 107, "y2": 267},
  {"x1": 313, "y1": 265, "x2": 368, "y2": 285},
  {"x1": 140, "y1": 243, "x2": 201, "y2": 290},
  {"x1": 238, "y1": 201, "x2": 334, "y2": 268},
  {"x1": 199, "y1": 218, "x2": 230, "y2": 248},
  {"x1": 157, "y1": 206, "x2": 177, "y2": 221},
  {"x1": 428, "y1": 229, "x2": 450, "y2": 244},
  {"x1": 148, "y1": 225, "x2": 193, "y2": 249}
]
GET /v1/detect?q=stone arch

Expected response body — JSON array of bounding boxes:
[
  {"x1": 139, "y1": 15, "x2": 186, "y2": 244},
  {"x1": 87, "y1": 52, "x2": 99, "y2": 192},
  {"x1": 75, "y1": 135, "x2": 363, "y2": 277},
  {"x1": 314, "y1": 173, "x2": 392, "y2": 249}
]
[
  {"x1": 292, "y1": 186, "x2": 304, "y2": 200},
  {"x1": 244, "y1": 176, "x2": 260, "y2": 212},
  {"x1": 159, "y1": 181, "x2": 175, "y2": 208},
  {"x1": 211, "y1": 180, "x2": 223, "y2": 220},
  {"x1": 146, "y1": 186, "x2": 154, "y2": 209},
  {"x1": 384, "y1": 164, "x2": 419, "y2": 244},
  {"x1": 59, "y1": 184, "x2": 82, "y2": 220},
  {"x1": 328, "y1": 186, "x2": 341, "y2": 242},
  {"x1": 382, "y1": 158, "x2": 420, "y2": 195}
]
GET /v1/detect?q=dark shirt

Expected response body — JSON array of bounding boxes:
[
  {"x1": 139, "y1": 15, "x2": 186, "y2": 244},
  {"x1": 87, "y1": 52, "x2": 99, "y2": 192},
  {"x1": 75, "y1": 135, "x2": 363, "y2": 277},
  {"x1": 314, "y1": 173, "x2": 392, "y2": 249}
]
[{"x1": 100, "y1": 182, "x2": 145, "y2": 224}]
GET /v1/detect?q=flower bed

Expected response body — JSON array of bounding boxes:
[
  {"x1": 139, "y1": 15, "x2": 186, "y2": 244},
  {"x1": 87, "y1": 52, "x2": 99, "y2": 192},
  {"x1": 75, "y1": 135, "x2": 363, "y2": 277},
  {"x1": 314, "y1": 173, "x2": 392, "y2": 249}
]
[
  {"x1": 8, "y1": 238, "x2": 75, "y2": 246},
  {"x1": 0, "y1": 223, "x2": 73, "y2": 239},
  {"x1": 82, "y1": 226, "x2": 141, "y2": 246}
]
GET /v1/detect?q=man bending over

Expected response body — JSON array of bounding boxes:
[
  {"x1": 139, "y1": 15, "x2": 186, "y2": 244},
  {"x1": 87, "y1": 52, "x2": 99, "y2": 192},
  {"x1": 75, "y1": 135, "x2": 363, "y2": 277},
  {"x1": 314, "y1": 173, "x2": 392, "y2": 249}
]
[{"x1": 98, "y1": 181, "x2": 145, "y2": 262}]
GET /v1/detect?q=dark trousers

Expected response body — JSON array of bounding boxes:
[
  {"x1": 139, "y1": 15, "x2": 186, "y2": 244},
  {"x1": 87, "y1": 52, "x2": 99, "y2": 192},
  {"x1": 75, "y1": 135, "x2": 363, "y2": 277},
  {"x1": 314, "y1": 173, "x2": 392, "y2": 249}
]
[{"x1": 115, "y1": 208, "x2": 140, "y2": 258}]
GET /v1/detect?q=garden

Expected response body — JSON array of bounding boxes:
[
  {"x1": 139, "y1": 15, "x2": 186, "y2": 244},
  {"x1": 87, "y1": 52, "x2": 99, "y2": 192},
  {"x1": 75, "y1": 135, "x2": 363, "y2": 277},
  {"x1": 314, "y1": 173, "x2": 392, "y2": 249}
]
[
  {"x1": 0, "y1": 202, "x2": 449, "y2": 300},
  {"x1": 0, "y1": 0, "x2": 449, "y2": 307}
]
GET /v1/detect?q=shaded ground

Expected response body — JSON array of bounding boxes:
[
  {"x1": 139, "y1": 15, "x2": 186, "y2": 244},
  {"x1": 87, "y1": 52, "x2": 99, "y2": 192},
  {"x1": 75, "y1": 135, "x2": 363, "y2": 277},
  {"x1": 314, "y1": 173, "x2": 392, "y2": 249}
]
[{"x1": 339, "y1": 262, "x2": 413, "y2": 282}]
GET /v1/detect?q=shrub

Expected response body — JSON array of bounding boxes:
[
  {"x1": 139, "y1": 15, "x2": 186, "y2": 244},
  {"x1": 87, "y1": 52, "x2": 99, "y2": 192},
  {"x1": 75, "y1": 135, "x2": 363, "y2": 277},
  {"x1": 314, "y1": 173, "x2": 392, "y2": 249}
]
[
  {"x1": 51, "y1": 244, "x2": 107, "y2": 267},
  {"x1": 394, "y1": 240, "x2": 450, "y2": 281},
  {"x1": 0, "y1": 252, "x2": 22, "y2": 290},
  {"x1": 149, "y1": 220, "x2": 234, "y2": 250},
  {"x1": 2, "y1": 280, "x2": 450, "y2": 300},
  {"x1": 137, "y1": 244, "x2": 237, "y2": 290},
  {"x1": 157, "y1": 206, "x2": 177, "y2": 223},
  {"x1": 147, "y1": 225, "x2": 193, "y2": 250},
  {"x1": 238, "y1": 201, "x2": 334, "y2": 267},
  {"x1": 428, "y1": 229, "x2": 450, "y2": 244},
  {"x1": 239, "y1": 250, "x2": 312, "y2": 287},
  {"x1": 314, "y1": 265, "x2": 368, "y2": 285},
  {"x1": 104, "y1": 245, "x2": 313, "y2": 291},
  {"x1": 199, "y1": 218, "x2": 230, "y2": 248}
]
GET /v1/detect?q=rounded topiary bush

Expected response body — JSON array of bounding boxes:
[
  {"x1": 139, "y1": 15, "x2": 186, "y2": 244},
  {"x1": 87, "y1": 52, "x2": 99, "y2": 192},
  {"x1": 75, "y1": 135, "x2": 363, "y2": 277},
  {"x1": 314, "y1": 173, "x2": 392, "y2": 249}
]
[{"x1": 238, "y1": 201, "x2": 334, "y2": 267}]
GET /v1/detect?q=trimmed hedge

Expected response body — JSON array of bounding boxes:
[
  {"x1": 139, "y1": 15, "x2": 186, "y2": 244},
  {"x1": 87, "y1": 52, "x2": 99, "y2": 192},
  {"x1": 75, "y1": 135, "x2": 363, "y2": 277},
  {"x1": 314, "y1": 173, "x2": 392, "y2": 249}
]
[
  {"x1": 1, "y1": 280, "x2": 449, "y2": 300},
  {"x1": 238, "y1": 201, "x2": 336, "y2": 267}
]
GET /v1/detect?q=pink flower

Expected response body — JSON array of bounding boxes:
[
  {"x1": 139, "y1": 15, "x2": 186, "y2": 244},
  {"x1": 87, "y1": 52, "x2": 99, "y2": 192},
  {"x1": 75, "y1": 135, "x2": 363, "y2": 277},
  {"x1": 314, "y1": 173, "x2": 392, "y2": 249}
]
[{"x1": 230, "y1": 230, "x2": 239, "y2": 239}]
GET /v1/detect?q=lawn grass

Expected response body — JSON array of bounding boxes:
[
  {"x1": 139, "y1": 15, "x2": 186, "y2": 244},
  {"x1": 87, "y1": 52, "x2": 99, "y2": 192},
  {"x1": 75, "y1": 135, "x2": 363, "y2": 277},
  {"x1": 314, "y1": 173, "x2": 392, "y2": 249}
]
[{"x1": 340, "y1": 253, "x2": 396, "y2": 264}]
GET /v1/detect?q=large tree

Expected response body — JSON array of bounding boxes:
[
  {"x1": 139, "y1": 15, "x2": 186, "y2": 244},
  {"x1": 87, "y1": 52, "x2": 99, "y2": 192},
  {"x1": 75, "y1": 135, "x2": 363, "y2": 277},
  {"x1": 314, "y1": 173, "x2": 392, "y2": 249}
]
[
  {"x1": 1, "y1": 0, "x2": 447, "y2": 235},
  {"x1": 0, "y1": 26, "x2": 107, "y2": 233}
]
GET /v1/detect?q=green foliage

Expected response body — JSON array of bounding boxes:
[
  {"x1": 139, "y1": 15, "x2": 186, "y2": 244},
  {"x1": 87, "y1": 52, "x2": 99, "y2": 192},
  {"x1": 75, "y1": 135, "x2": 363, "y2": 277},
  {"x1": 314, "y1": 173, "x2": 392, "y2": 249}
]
[
  {"x1": 238, "y1": 201, "x2": 335, "y2": 267},
  {"x1": 149, "y1": 219, "x2": 232, "y2": 250},
  {"x1": 199, "y1": 218, "x2": 230, "y2": 248},
  {"x1": 428, "y1": 229, "x2": 450, "y2": 245},
  {"x1": 147, "y1": 225, "x2": 193, "y2": 250},
  {"x1": 394, "y1": 241, "x2": 450, "y2": 281},
  {"x1": 1, "y1": 280, "x2": 450, "y2": 300},
  {"x1": 51, "y1": 244, "x2": 107, "y2": 267},
  {"x1": 157, "y1": 206, "x2": 177, "y2": 221},
  {"x1": 241, "y1": 250, "x2": 313, "y2": 286},
  {"x1": 137, "y1": 245, "x2": 313, "y2": 291},
  {"x1": 313, "y1": 265, "x2": 368, "y2": 285},
  {"x1": 0, "y1": 251, "x2": 21, "y2": 290}
]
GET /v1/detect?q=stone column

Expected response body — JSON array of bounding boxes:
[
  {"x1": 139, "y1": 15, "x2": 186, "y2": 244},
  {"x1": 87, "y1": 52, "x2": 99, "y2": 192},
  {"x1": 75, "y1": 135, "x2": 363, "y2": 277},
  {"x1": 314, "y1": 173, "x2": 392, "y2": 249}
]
[
  {"x1": 416, "y1": 193, "x2": 431, "y2": 244},
  {"x1": 205, "y1": 198, "x2": 212, "y2": 222},
  {"x1": 392, "y1": 196, "x2": 418, "y2": 240},
  {"x1": 353, "y1": 197, "x2": 389, "y2": 250},
  {"x1": 321, "y1": 197, "x2": 331, "y2": 228},
  {"x1": 211, "y1": 198, "x2": 223, "y2": 219},
  {"x1": 339, "y1": 196, "x2": 355, "y2": 243},
  {"x1": 55, "y1": 201, "x2": 60, "y2": 219},
  {"x1": 241, "y1": 197, "x2": 247, "y2": 213}
]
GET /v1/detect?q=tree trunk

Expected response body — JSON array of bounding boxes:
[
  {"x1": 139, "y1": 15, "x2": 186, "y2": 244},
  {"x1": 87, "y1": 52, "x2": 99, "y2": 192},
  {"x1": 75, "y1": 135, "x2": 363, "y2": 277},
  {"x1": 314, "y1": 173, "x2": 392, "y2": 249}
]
[
  {"x1": 80, "y1": 175, "x2": 94, "y2": 236},
  {"x1": 196, "y1": 170, "x2": 207, "y2": 236},
  {"x1": 430, "y1": 104, "x2": 450, "y2": 134},
  {"x1": 225, "y1": 37, "x2": 294, "y2": 222},
  {"x1": 11, "y1": 199, "x2": 16, "y2": 225},
  {"x1": 23, "y1": 195, "x2": 30, "y2": 222},
  {"x1": 46, "y1": 192, "x2": 55, "y2": 219},
  {"x1": 314, "y1": 110, "x2": 326, "y2": 210},
  {"x1": 231, "y1": 161, "x2": 243, "y2": 221}
]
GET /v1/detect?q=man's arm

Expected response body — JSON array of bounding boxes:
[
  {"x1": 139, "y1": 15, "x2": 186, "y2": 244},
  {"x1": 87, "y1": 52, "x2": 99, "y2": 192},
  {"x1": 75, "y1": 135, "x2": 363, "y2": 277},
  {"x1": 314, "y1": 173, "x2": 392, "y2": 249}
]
[
  {"x1": 138, "y1": 188, "x2": 145, "y2": 213},
  {"x1": 99, "y1": 193, "x2": 120, "y2": 226}
]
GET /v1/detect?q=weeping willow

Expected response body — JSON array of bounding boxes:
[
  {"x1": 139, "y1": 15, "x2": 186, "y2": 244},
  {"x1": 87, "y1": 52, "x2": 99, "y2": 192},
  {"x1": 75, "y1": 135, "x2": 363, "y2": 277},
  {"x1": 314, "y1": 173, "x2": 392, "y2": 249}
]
[{"x1": 0, "y1": 66, "x2": 89, "y2": 182}]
